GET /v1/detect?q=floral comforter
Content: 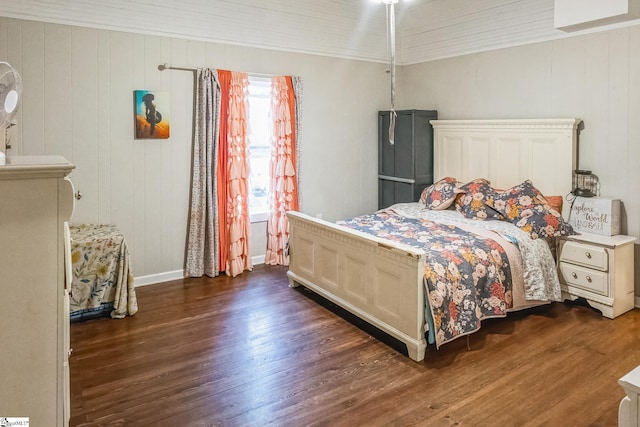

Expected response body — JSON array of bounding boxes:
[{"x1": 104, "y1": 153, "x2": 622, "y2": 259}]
[
  {"x1": 338, "y1": 207, "x2": 558, "y2": 348},
  {"x1": 391, "y1": 203, "x2": 561, "y2": 302}
]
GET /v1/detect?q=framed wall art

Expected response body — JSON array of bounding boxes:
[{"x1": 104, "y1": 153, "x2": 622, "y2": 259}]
[{"x1": 134, "y1": 90, "x2": 170, "y2": 139}]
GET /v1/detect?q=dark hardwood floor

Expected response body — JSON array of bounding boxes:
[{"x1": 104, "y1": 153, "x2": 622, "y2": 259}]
[{"x1": 70, "y1": 264, "x2": 640, "y2": 426}]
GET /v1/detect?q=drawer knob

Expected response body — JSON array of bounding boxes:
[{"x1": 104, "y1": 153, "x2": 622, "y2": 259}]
[
  {"x1": 586, "y1": 276, "x2": 592, "y2": 283},
  {"x1": 572, "y1": 272, "x2": 578, "y2": 279},
  {"x1": 585, "y1": 252, "x2": 592, "y2": 259}
]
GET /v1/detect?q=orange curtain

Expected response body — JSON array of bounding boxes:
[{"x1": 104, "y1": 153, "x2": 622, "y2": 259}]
[
  {"x1": 216, "y1": 70, "x2": 231, "y2": 271},
  {"x1": 265, "y1": 76, "x2": 299, "y2": 265},
  {"x1": 224, "y1": 72, "x2": 252, "y2": 277}
]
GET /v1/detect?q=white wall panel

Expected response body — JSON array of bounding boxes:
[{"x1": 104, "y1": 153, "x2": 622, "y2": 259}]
[
  {"x1": 20, "y1": 21, "x2": 45, "y2": 155},
  {"x1": 159, "y1": 36, "x2": 174, "y2": 272},
  {"x1": 97, "y1": 29, "x2": 112, "y2": 225},
  {"x1": 550, "y1": 36, "x2": 585, "y2": 118},
  {"x1": 168, "y1": 37, "x2": 191, "y2": 270},
  {"x1": 482, "y1": 44, "x2": 553, "y2": 118},
  {"x1": 131, "y1": 34, "x2": 146, "y2": 276},
  {"x1": 141, "y1": 35, "x2": 164, "y2": 276},
  {"x1": 133, "y1": 34, "x2": 146, "y2": 272},
  {"x1": 108, "y1": 31, "x2": 136, "y2": 262},
  {"x1": 580, "y1": 32, "x2": 609, "y2": 175},
  {"x1": 628, "y1": 26, "x2": 640, "y2": 239},
  {"x1": 70, "y1": 26, "x2": 99, "y2": 223},
  {"x1": 606, "y1": 29, "x2": 630, "y2": 201},
  {"x1": 0, "y1": 18, "x2": 6, "y2": 64},
  {"x1": 44, "y1": 25, "x2": 72, "y2": 159}
]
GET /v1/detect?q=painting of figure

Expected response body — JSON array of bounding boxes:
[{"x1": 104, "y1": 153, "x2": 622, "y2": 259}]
[{"x1": 134, "y1": 90, "x2": 170, "y2": 139}]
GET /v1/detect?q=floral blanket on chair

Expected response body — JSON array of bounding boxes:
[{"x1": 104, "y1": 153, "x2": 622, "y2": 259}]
[
  {"x1": 69, "y1": 224, "x2": 138, "y2": 320},
  {"x1": 339, "y1": 211, "x2": 514, "y2": 348}
]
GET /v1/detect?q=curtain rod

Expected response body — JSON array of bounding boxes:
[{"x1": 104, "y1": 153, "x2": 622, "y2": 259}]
[
  {"x1": 158, "y1": 63, "x2": 196, "y2": 72},
  {"x1": 158, "y1": 63, "x2": 275, "y2": 78}
]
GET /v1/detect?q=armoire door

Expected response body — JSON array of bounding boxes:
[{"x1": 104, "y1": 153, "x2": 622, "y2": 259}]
[{"x1": 378, "y1": 109, "x2": 437, "y2": 209}]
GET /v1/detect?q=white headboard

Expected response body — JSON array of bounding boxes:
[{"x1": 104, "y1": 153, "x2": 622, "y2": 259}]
[{"x1": 430, "y1": 118, "x2": 582, "y2": 197}]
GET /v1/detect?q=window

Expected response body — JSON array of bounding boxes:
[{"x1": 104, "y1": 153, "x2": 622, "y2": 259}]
[{"x1": 247, "y1": 76, "x2": 272, "y2": 223}]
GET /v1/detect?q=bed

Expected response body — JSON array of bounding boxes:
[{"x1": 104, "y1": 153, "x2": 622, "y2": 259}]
[{"x1": 286, "y1": 118, "x2": 582, "y2": 362}]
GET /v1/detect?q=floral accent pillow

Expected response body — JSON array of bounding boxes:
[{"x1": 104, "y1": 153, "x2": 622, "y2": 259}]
[
  {"x1": 455, "y1": 178, "x2": 503, "y2": 220},
  {"x1": 486, "y1": 180, "x2": 576, "y2": 239},
  {"x1": 419, "y1": 177, "x2": 461, "y2": 210}
]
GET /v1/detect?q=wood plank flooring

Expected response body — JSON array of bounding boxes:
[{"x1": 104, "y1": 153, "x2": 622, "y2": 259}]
[{"x1": 70, "y1": 264, "x2": 640, "y2": 426}]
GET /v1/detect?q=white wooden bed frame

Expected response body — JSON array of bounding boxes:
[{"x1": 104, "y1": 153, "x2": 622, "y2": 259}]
[{"x1": 287, "y1": 118, "x2": 582, "y2": 362}]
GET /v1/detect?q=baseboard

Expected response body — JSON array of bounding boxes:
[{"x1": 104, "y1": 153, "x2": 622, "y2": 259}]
[
  {"x1": 134, "y1": 270, "x2": 184, "y2": 287},
  {"x1": 134, "y1": 256, "x2": 266, "y2": 287},
  {"x1": 636, "y1": 296, "x2": 640, "y2": 309}
]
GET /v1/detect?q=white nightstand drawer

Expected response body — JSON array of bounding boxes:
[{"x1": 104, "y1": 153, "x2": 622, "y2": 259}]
[
  {"x1": 559, "y1": 262, "x2": 608, "y2": 296},
  {"x1": 559, "y1": 241, "x2": 608, "y2": 271}
]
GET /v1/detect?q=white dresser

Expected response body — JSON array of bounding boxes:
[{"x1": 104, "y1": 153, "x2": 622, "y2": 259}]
[
  {"x1": 0, "y1": 156, "x2": 75, "y2": 426},
  {"x1": 558, "y1": 232, "x2": 636, "y2": 318}
]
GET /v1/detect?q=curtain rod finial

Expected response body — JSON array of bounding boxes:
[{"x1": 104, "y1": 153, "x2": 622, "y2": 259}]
[{"x1": 158, "y1": 63, "x2": 170, "y2": 71}]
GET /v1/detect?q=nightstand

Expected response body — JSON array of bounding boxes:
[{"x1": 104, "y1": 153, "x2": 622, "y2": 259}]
[{"x1": 557, "y1": 233, "x2": 636, "y2": 318}]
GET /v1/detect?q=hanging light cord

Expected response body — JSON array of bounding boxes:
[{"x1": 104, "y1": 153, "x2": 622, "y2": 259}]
[
  {"x1": 387, "y1": 1, "x2": 397, "y2": 145},
  {"x1": 385, "y1": 5, "x2": 390, "y2": 73}
]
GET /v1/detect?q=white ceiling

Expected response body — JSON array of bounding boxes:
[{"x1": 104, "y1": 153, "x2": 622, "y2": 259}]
[{"x1": 0, "y1": 0, "x2": 638, "y2": 64}]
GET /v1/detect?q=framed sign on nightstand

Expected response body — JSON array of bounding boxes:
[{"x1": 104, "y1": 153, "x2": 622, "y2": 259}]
[{"x1": 567, "y1": 196, "x2": 621, "y2": 236}]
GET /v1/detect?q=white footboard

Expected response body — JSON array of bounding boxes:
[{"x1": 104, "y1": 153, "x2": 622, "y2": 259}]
[
  {"x1": 286, "y1": 211, "x2": 428, "y2": 362},
  {"x1": 619, "y1": 366, "x2": 640, "y2": 427}
]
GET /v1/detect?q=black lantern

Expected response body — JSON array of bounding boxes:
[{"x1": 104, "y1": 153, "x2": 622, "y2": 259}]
[{"x1": 572, "y1": 170, "x2": 598, "y2": 197}]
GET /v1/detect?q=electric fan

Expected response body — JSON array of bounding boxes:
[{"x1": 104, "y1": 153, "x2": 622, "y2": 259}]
[{"x1": 0, "y1": 61, "x2": 22, "y2": 131}]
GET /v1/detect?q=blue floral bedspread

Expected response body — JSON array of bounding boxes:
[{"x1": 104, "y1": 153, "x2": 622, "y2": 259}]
[{"x1": 339, "y1": 211, "x2": 513, "y2": 348}]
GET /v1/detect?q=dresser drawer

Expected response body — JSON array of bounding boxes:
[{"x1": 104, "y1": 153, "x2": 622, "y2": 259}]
[
  {"x1": 559, "y1": 241, "x2": 608, "y2": 271},
  {"x1": 558, "y1": 262, "x2": 608, "y2": 296}
]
